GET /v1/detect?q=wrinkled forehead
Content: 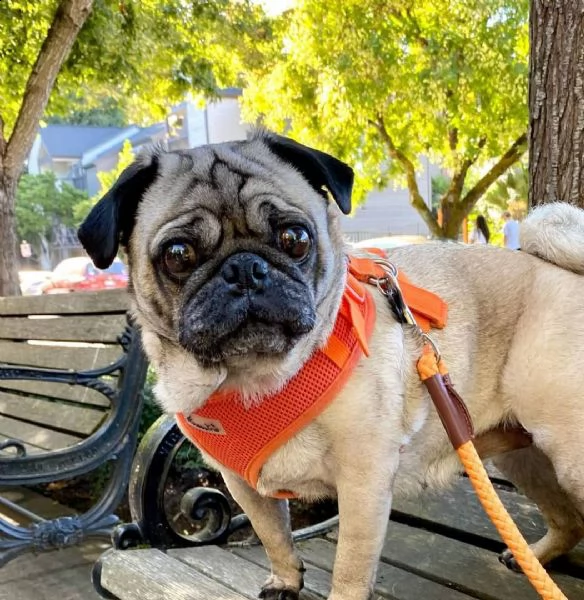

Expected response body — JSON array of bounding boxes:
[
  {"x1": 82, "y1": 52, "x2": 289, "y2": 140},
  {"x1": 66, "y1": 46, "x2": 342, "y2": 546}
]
[{"x1": 134, "y1": 140, "x2": 328, "y2": 243}]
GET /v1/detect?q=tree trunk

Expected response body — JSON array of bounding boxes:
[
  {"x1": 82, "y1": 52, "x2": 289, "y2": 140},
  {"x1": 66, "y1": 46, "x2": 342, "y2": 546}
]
[
  {"x1": 529, "y1": 0, "x2": 584, "y2": 207},
  {"x1": 0, "y1": 0, "x2": 94, "y2": 296},
  {"x1": 0, "y1": 176, "x2": 20, "y2": 296}
]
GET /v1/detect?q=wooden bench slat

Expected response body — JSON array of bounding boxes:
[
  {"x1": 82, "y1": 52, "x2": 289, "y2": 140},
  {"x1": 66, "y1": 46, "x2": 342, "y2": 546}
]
[
  {"x1": 0, "y1": 380, "x2": 111, "y2": 407},
  {"x1": 392, "y1": 476, "x2": 584, "y2": 568},
  {"x1": 237, "y1": 541, "x2": 474, "y2": 600},
  {"x1": 0, "y1": 415, "x2": 82, "y2": 451},
  {"x1": 0, "y1": 390, "x2": 106, "y2": 435},
  {"x1": 394, "y1": 476, "x2": 542, "y2": 541},
  {"x1": 0, "y1": 314, "x2": 127, "y2": 343},
  {"x1": 172, "y1": 546, "x2": 323, "y2": 600},
  {"x1": 327, "y1": 520, "x2": 584, "y2": 598},
  {"x1": 170, "y1": 547, "x2": 282, "y2": 600},
  {"x1": 0, "y1": 289, "x2": 129, "y2": 316},
  {"x1": 100, "y1": 548, "x2": 250, "y2": 600},
  {"x1": 0, "y1": 340, "x2": 122, "y2": 370}
]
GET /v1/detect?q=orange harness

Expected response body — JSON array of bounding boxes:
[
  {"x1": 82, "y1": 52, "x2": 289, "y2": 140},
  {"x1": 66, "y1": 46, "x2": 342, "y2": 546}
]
[{"x1": 176, "y1": 255, "x2": 447, "y2": 497}]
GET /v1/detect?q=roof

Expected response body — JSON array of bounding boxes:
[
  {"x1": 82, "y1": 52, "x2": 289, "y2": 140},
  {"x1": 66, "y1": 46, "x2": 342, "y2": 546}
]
[
  {"x1": 40, "y1": 125, "x2": 127, "y2": 159},
  {"x1": 81, "y1": 122, "x2": 167, "y2": 166},
  {"x1": 219, "y1": 87, "x2": 242, "y2": 98}
]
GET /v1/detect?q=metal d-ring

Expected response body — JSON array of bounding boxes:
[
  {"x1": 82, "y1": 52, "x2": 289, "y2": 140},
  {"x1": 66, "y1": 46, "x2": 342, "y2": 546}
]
[
  {"x1": 421, "y1": 332, "x2": 442, "y2": 363},
  {"x1": 372, "y1": 259, "x2": 420, "y2": 328}
]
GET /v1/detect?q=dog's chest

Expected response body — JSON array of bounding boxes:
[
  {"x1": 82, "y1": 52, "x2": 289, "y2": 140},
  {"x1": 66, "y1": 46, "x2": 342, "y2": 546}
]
[{"x1": 255, "y1": 422, "x2": 337, "y2": 499}]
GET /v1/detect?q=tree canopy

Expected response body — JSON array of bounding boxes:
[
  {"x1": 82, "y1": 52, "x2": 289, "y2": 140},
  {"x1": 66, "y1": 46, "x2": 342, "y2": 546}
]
[
  {"x1": 1, "y1": 0, "x2": 270, "y2": 132},
  {"x1": 240, "y1": 0, "x2": 529, "y2": 237}
]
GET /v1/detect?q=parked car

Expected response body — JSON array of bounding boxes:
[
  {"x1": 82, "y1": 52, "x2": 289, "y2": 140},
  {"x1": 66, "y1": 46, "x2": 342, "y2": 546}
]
[
  {"x1": 352, "y1": 235, "x2": 430, "y2": 251},
  {"x1": 18, "y1": 270, "x2": 52, "y2": 295},
  {"x1": 42, "y1": 257, "x2": 128, "y2": 294}
]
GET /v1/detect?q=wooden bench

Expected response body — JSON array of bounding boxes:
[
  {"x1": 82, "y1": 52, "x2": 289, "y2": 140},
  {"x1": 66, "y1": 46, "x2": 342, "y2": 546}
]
[
  {"x1": 0, "y1": 290, "x2": 148, "y2": 566},
  {"x1": 92, "y1": 445, "x2": 584, "y2": 599}
]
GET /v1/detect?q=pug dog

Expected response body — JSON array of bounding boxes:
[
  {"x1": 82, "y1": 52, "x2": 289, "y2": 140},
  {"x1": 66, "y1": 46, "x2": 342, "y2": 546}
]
[{"x1": 79, "y1": 130, "x2": 584, "y2": 600}]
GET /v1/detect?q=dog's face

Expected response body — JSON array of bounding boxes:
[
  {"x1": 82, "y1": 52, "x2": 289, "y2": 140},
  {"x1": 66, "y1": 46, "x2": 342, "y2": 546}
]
[{"x1": 78, "y1": 131, "x2": 354, "y2": 413}]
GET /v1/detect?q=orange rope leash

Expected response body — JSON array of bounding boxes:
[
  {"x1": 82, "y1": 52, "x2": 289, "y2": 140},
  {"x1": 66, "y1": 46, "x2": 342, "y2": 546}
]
[
  {"x1": 457, "y1": 441, "x2": 567, "y2": 600},
  {"x1": 417, "y1": 350, "x2": 568, "y2": 600}
]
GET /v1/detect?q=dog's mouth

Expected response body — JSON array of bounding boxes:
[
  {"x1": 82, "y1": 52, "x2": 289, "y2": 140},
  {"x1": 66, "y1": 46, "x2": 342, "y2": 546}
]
[
  {"x1": 179, "y1": 294, "x2": 316, "y2": 365},
  {"x1": 177, "y1": 251, "x2": 317, "y2": 365},
  {"x1": 194, "y1": 321, "x2": 297, "y2": 365}
]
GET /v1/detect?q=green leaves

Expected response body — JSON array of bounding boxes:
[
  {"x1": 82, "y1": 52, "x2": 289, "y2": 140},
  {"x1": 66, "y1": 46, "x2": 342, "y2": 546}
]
[
  {"x1": 15, "y1": 171, "x2": 88, "y2": 244},
  {"x1": 73, "y1": 138, "x2": 135, "y2": 223},
  {"x1": 0, "y1": 0, "x2": 271, "y2": 134},
  {"x1": 239, "y1": 0, "x2": 529, "y2": 233}
]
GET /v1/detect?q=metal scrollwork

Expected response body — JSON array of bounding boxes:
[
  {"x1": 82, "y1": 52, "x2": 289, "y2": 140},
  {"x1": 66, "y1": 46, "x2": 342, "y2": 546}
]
[
  {"x1": 126, "y1": 415, "x2": 251, "y2": 550},
  {"x1": 179, "y1": 487, "x2": 234, "y2": 543},
  {"x1": 32, "y1": 516, "x2": 85, "y2": 551},
  {"x1": 0, "y1": 440, "x2": 26, "y2": 457},
  {"x1": 83, "y1": 379, "x2": 118, "y2": 402},
  {"x1": 117, "y1": 323, "x2": 134, "y2": 354}
]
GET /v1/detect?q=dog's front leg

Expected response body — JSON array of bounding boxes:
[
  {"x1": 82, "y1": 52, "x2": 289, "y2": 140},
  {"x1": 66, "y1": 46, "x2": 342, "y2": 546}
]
[
  {"x1": 221, "y1": 470, "x2": 304, "y2": 599},
  {"x1": 328, "y1": 448, "x2": 400, "y2": 600}
]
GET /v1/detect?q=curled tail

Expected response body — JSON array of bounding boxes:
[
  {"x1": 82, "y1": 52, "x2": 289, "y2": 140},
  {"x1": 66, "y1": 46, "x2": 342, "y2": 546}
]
[{"x1": 520, "y1": 203, "x2": 584, "y2": 274}]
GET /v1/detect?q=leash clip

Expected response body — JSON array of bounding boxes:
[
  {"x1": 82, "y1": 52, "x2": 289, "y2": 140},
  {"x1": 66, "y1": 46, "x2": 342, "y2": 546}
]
[
  {"x1": 421, "y1": 332, "x2": 442, "y2": 363},
  {"x1": 371, "y1": 258, "x2": 443, "y2": 363},
  {"x1": 372, "y1": 259, "x2": 419, "y2": 329}
]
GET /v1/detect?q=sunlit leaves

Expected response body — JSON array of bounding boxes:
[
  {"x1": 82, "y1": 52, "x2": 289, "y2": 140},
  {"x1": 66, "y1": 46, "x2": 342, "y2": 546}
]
[
  {"x1": 0, "y1": 0, "x2": 271, "y2": 134},
  {"x1": 240, "y1": 0, "x2": 529, "y2": 208}
]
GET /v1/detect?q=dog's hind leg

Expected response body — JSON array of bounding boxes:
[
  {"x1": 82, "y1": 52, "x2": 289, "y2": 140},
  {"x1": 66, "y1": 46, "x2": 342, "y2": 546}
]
[{"x1": 492, "y1": 445, "x2": 584, "y2": 570}]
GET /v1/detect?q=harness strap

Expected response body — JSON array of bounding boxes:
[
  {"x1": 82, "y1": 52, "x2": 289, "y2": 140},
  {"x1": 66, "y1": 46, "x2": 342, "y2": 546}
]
[{"x1": 348, "y1": 254, "x2": 448, "y2": 333}]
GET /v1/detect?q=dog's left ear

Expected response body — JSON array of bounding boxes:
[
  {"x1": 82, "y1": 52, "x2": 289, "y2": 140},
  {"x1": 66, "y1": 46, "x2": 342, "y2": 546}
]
[
  {"x1": 262, "y1": 133, "x2": 354, "y2": 214},
  {"x1": 78, "y1": 151, "x2": 160, "y2": 269}
]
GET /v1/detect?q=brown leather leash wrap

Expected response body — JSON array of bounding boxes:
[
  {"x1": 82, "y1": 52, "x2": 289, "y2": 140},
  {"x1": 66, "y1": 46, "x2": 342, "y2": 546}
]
[
  {"x1": 417, "y1": 350, "x2": 533, "y2": 458},
  {"x1": 417, "y1": 352, "x2": 474, "y2": 450},
  {"x1": 360, "y1": 250, "x2": 568, "y2": 600}
]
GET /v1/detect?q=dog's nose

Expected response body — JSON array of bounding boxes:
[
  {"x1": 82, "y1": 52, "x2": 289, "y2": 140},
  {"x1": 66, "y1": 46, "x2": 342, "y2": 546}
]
[{"x1": 220, "y1": 253, "x2": 269, "y2": 293}]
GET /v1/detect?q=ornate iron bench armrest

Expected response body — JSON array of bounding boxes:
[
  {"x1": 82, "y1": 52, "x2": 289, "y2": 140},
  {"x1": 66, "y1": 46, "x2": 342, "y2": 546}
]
[{"x1": 0, "y1": 322, "x2": 149, "y2": 567}]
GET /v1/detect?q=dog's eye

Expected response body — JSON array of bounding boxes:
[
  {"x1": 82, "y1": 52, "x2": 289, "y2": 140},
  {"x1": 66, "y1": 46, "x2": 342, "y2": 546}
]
[
  {"x1": 162, "y1": 242, "x2": 198, "y2": 280},
  {"x1": 278, "y1": 226, "x2": 311, "y2": 259}
]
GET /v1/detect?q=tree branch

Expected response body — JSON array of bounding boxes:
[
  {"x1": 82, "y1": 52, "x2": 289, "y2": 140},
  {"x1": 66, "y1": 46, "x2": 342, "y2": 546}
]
[
  {"x1": 459, "y1": 132, "x2": 528, "y2": 215},
  {"x1": 448, "y1": 127, "x2": 458, "y2": 152},
  {"x1": 371, "y1": 116, "x2": 442, "y2": 237},
  {"x1": 444, "y1": 137, "x2": 487, "y2": 202},
  {"x1": 4, "y1": 0, "x2": 94, "y2": 177}
]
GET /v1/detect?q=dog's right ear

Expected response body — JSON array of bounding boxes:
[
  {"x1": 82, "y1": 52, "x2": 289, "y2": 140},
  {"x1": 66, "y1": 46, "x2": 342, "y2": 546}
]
[{"x1": 78, "y1": 151, "x2": 160, "y2": 269}]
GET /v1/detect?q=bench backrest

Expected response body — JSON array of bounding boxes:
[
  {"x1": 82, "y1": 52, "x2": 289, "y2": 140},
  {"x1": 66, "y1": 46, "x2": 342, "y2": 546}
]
[{"x1": 0, "y1": 290, "x2": 133, "y2": 455}]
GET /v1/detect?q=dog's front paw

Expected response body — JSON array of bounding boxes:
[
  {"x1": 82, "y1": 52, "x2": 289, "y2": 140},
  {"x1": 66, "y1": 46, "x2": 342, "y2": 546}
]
[
  {"x1": 498, "y1": 549, "x2": 523, "y2": 573},
  {"x1": 259, "y1": 587, "x2": 299, "y2": 600},
  {"x1": 259, "y1": 572, "x2": 302, "y2": 600}
]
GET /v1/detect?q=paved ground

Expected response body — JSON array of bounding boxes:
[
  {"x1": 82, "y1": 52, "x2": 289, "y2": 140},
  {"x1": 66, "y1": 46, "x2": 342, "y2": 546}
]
[{"x1": 0, "y1": 488, "x2": 108, "y2": 600}]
